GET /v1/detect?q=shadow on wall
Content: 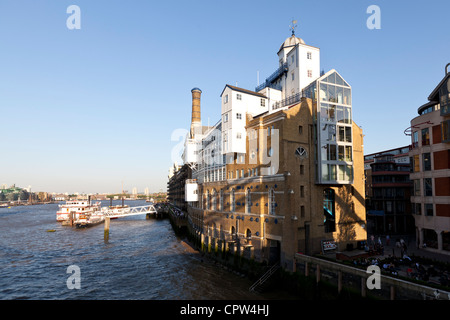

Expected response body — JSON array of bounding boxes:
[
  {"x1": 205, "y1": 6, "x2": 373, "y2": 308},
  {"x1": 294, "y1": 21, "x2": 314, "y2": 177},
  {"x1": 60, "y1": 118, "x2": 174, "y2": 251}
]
[{"x1": 335, "y1": 185, "x2": 365, "y2": 245}]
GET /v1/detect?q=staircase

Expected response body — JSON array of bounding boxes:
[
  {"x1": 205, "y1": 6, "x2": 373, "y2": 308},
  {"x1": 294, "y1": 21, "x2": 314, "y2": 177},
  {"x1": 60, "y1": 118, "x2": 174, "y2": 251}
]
[{"x1": 249, "y1": 262, "x2": 280, "y2": 293}]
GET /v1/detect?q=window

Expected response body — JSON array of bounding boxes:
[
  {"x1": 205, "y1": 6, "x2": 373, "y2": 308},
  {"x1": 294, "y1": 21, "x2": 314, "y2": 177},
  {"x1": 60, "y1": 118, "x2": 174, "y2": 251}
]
[
  {"x1": 424, "y1": 178, "x2": 432, "y2": 196},
  {"x1": 245, "y1": 188, "x2": 251, "y2": 214},
  {"x1": 413, "y1": 155, "x2": 420, "y2": 172},
  {"x1": 300, "y1": 206, "x2": 305, "y2": 218},
  {"x1": 236, "y1": 132, "x2": 242, "y2": 139},
  {"x1": 300, "y1": 165, "x2": 304, "y2": 175},
  {"x1": 307, "y1": 52, "x2": 312, "y2": 59},
  {"x1": 224, "y1": 113, "x2": 228, "y2": 123},
  {"x1": 415, "y1": 203, "x2": 422, "y2": 215},
  {"x1": 260, "y1": 99, "x2": 265, "y2": 107},
  {"x1": 236, "y1": 93, "x2": 242, "y2": 100},
  {"x1": 299, "y1": 125, "x2": 303, "y2": 134},
  {"x1": 423, "y1": 153, "x2": 431, "y2": 171},
  {"x1": 212, "y1": 189, "x2": 217, "y2": 211},
  {"x1": 224, "y1": 94, "x2": 228, "y2": 104},
  {"x1": 291, "y1": 72, "x2": 295, "y2": 81},
  {"x1": 338, "y1": 126, "x2": 352, "y2": 142},
  {"x1": 425, "y1": 204, "x2": 433, "y2": 216},
  {"x1": 338, "y1": 146, "x2": 345, "y2": 161},
  {"x1": 327, "y1": 144, "x2": 337, "y2": 161},
  {"x1": 442, "y1": 120, "x2": 450, "y2": 142},
  {"x1": 268, "y1": 189, "x2": 275, "y2": 215},
  {"x1": 230, "y1": 189, "x2": 235, "y2": 212},
  {"x1": 412, "y1": 131, "x2": 419, "y2": 148},
  {"x1": 414, "y1": 180, "x2": 421, "y2": 196},
  {"x1": 323, "y1": 189, "x2": 336, "y2": 233},
  {"x1": 307, "y1": 70, "x2": 312, "y2": 78},
  {"x1": 236, "y1": 113, "x2": 242, "y2": 120},
  {"x1": 219, "y1": 190, "x2": 224, "y2": 211},
  {"x1": 300, "y1": 186, "x2": 305, "y2": 197},
  {"x1": 345, "y1": 146, "x2": 352, "y2": 161},
  {"x1": 440, "y1": 79, "x2": 450, "y2": 116},
  {"x1": 421, "y1": 128, "x2": 430, "y2": 146},
  {"x1": 291, "y1": 55, "x2": 295, "y2": 64}
]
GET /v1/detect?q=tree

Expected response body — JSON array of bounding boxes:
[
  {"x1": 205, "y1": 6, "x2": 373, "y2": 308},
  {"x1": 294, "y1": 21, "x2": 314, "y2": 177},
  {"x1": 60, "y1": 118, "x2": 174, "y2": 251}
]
[{"x1": 19, "y1": 190, "x2": 29, "y2": 201}]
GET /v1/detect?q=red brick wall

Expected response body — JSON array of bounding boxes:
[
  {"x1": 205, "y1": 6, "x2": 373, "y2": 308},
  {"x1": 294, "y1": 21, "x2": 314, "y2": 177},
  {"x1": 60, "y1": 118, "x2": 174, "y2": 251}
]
[
  {"x1": 432, "y1": 125, "x2": 442, "y2": 144},
  {"x1": 436, "y1": 204, "x2": 450, "y2": 217},
  {"x1": 435, "y1": 177, "x2": 450, "y2": 196},
  {"x1": 433, "y1": 150, "x2": 450, "y2": 170}
]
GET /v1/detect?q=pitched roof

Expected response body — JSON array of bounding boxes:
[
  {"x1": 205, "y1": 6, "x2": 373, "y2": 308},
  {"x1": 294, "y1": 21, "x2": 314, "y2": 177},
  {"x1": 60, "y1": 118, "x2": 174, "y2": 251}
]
[{"x1": 220, "y1": 84, "x2": 267, "y2": 98}]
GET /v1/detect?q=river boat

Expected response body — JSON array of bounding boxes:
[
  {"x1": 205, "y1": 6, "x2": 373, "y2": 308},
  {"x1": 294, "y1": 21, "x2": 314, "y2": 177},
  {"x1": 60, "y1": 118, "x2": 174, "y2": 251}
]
[
  {"x1": 74, "y1": 211, "x2": 105, "y2": 228},
  {"x1": 56, "y1": 200, "x2": 101, "y2": 222}
]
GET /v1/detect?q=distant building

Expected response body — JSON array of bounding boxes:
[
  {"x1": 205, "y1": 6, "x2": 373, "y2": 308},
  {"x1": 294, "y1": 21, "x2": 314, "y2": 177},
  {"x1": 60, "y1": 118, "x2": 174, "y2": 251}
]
[
  {"x1": 407, "y1": 63, "x2": 450, "y2": 254},
  {"x1": 364, "y1": 146, "x2": 414, "y2": 235}
]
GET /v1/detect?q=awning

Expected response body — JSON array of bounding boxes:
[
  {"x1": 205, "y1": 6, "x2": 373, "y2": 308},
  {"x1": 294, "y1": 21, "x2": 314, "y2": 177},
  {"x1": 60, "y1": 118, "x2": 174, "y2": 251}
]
[{"x1": 367, "y1": 210, "x2": 385, "y2": 216}]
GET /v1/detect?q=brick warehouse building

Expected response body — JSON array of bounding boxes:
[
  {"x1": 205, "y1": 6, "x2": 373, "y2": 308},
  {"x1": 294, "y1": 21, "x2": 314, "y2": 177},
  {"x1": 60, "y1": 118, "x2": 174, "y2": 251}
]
[{"x1": 171, "y1": 32, "x2": 367, "y2": 271}]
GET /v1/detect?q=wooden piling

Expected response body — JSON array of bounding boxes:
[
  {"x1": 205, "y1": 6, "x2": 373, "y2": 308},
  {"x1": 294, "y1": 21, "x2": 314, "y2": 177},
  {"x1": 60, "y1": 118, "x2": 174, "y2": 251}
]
[{"x1": 104, "y1": 217, "x2": 110, "y2": 241}]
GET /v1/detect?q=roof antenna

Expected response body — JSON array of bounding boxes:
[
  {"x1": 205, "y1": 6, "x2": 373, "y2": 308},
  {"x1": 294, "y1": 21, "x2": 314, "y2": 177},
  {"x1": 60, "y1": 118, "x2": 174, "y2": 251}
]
[{"x1": 289, "y1": 19, "x2": 298, "y2": 36}]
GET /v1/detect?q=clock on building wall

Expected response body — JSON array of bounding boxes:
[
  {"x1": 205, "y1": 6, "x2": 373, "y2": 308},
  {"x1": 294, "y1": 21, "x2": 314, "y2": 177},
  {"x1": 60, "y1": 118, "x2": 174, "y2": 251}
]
[{"x1": 295, "y1": 146, "x2": 307, "y2": 158}]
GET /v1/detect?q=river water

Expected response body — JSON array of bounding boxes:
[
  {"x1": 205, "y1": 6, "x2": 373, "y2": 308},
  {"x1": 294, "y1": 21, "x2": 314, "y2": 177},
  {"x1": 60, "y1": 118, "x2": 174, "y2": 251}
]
[{"x1": 0, "y1": 200, "x2": 297, "y2": 300}]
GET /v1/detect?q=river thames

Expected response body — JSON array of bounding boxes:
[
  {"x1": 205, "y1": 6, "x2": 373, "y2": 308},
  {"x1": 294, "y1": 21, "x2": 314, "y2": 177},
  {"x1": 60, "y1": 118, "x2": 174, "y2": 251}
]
[{"x1": 0, "y1": 200, "x2": 298, "y2": 300}]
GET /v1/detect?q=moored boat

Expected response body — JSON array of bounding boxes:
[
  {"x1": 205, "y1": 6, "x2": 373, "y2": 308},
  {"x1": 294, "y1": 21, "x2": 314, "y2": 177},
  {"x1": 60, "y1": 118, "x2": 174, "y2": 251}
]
[
  {"x1": 74, "y1": 211, "x2": 105, "y2": 228},
  {"x1": 56, "y1": 200, "x2": 101, "y2": 222}
]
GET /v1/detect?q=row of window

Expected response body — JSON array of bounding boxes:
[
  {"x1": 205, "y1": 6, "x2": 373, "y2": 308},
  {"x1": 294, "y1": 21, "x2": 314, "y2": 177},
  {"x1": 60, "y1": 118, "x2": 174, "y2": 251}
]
[
  {"x1": 228, "y1": 168, "x2": 258, "y2": 179},
  {"x1": 321, "y1": 164, "x2": 353, "y2": 181},
  {"x1": 413, "y1": 178, "x2": 433, "y2": 197},
  {"x1": 413, "y1": 203, "x2": 434, "y2": 216},
  {"x1": 291, "y1": 70, "x2": 313, "y2": 81},
  {"x1": 321, "y1": 144, "x2": 352, "y2": 161},
  {"x1": 223, "y1": 93, "x2": 266, "y2": 107},
  {"x1": 320, "y1": 103, "x2": 352, "y2": 124},
  {"x1": 411, "y1": 153, "x2": 432, "y2": 172},
  {"x1": 288, "y1": 51, "x2": 313, "y2": 64},
  {"x1": 412, "y1": 120, "x2": 450, "y2": 147},
  {"x1": 204, "y1": 188, "x2": 277, "y2": 215}
]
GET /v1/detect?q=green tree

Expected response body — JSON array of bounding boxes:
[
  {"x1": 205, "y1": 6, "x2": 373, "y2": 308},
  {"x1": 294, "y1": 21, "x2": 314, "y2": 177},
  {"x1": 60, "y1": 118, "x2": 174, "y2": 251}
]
[{"x1": 19, "y1": 190, "x2": 29, "y2": 201}]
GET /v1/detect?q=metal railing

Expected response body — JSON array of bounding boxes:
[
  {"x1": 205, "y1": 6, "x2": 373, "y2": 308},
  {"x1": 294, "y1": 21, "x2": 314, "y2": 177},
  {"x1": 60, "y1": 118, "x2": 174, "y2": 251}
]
[
  {"x1": 249, "y1": 262, "x2": 280, "y2": 292},
  {"x1": 272, "y1": 92, "x2": 304, "y2": 110},
  {"x1": 255, "y1": 63, "x2": 288, "y2": 92}
]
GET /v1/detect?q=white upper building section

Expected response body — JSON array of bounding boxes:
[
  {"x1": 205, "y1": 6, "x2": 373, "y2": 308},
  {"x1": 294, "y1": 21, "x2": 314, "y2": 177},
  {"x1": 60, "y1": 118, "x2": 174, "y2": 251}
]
[
  {"x1": 278, "y1": 35, "x2": 320, "y2": 98},
  {"x1": 221, "y1": 85, "x2": 268, "y2": 154}
]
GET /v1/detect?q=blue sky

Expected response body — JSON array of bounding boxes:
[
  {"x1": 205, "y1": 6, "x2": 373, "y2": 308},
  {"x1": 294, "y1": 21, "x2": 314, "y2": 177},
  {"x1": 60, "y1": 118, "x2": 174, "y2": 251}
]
[{"x1": 0, "y1": 0, "x2": 449, "y2": 194}]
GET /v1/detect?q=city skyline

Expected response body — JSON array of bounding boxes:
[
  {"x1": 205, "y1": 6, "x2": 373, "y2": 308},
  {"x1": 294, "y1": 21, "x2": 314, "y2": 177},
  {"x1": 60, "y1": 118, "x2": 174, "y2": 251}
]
[{"x1": 1, "y1": 1, "x2": 449, "y2": 194}]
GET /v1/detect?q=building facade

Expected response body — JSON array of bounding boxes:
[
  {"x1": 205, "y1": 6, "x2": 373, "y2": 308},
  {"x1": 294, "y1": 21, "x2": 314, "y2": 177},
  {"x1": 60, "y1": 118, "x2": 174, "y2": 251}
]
[
  {"x1": 364, "y1": 146, "x2": 414, "y2": 235},
  {"x1": 408, "y1": 63, "x2": 450, "y2": 254},
  {"x1": 174, "y1": 32, "x2": 366, "y2": 271}
]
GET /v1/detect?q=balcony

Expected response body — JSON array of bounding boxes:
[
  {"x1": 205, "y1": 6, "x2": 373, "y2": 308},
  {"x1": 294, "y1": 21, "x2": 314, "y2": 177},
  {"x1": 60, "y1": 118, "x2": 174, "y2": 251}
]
[
  {"x1": 255, "y1": 63, "x2": 288, "y2": 92},
  {"x1": 272, "y1": 92, "x2": 304, "y2": 110}
]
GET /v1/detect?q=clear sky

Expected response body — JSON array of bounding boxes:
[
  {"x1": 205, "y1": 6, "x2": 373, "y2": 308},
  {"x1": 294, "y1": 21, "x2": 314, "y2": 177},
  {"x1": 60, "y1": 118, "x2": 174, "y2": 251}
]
[{"x1": 0, "y1": 0, "x2": 449, "y2": 194}]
